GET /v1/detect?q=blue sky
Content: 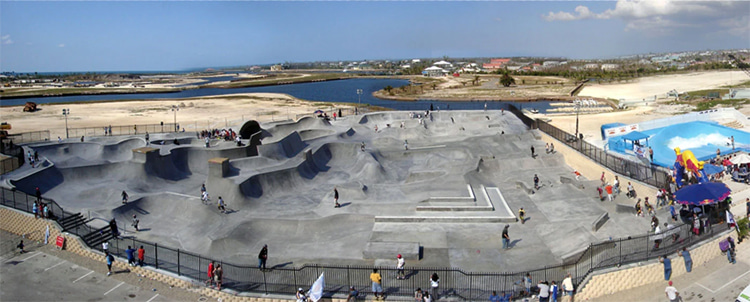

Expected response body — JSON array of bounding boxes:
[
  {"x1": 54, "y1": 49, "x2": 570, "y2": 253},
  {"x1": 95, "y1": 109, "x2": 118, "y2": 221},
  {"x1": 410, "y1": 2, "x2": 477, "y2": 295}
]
[{"x1": 1, "y1": 1, "x2": 748, "y2": 72}]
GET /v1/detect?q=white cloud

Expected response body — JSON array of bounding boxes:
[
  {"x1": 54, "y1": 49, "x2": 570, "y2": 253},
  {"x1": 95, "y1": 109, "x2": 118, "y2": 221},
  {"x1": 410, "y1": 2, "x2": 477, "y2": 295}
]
[
  {"x1": 1, "y1": 35, "x2": 12, "y2": 45},
  {"x1": 543, "y1": 1, "x2": 749, "y2": 36},
  {"x1": 58, "y1": 44, "x2": 65, "y2": 48}
]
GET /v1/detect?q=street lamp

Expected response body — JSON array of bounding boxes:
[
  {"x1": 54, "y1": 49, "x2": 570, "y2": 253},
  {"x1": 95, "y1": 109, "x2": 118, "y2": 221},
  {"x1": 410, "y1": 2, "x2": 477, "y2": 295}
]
[
  {"x1": 356, "y1": 89, "x2": 363, "y2": 115},
  {"x1": 171, "y1": 105, "x2": 179, "y2": 132},
  {"x1": 574, "y1": 101, "x2": 581, "y2": 142},
  {"x1": 62, "y1": 108, "x2": 70, "y2": 139}
]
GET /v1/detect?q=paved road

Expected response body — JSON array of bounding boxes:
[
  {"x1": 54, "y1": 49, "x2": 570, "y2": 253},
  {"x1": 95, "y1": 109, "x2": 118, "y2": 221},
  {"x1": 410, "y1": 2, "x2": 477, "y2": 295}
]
[{"x1": 0, "y1": 230, "x2": 203, "y2": 301}]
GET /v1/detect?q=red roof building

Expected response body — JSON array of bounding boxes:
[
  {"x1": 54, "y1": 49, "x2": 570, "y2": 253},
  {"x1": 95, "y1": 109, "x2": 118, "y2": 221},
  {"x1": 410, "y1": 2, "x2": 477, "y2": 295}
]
[{"x1": 482, "y1": 58, "x2": 511, "y2": 70}]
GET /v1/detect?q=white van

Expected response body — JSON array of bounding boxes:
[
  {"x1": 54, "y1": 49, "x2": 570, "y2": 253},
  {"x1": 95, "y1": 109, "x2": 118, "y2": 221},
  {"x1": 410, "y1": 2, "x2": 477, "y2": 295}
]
[{"x1": 737, "y1": 284, "x2": 750, "y2": 302}]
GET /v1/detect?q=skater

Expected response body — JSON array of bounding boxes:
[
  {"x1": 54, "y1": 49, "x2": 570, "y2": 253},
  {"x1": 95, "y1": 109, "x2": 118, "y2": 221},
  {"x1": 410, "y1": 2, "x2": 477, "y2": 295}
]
[
  {"x1": 205, "y1": 137, "x2": 210, "y2": 148},
  {"x1": 121, "y1": 191, "x2": 129, "y2": 204},
  {"x1": 145, "y1": 132, "x2": 150, "y2": 145},
  {"x1": 202, "y1": 191, "x2": 210, "y2": 204},
  {"x1": 396, "y1": 254, "x2": 405, "y2": 280},
  {"x1": 627, "y1": 182, "x2": 636, "y2": 198},
  {"x1": 404, "y1": 140, "x2": 409, "y2": 151},
  {"x1": 519, "y1": 207, "x2": 526, "y2": 224},
  {"x1": 531, "y1": 146, "x2": 535, "y2": 157},
  {"x1": 217, "y1": 196, "x2": 226, "y2": 213},
  {"x1": 361, "y1": 142, "x2": 366, "y2": 152},
  {"x1": 258, "y1": 244, "x2": 268, "y2": 270},
  {"x1": 131, "y1": 215, "x2": 139, "y2": 231},
  {"x1": 533, "y1": 174, "x2": 540, "y2": 190},
  {"x1": 334, "y1": 187, "x2": 341, "y2": 208},
  {"x1": 550, "y1": 143, "x2": 554, "y2": 153}
]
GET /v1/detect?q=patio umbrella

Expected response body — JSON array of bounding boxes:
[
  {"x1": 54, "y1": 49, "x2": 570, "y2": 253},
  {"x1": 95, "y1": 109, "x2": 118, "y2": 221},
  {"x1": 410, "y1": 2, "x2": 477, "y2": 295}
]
[
  {"x1": 674, "y1": 182, "x2": 731, "y2": 206},
  {"x1": 702, "y1": 164, "x2": 724, "y2": 175},
  {"x1": 730, "y1": 153, "x2": 750, "y2": 165},
  {"x1": 314, "y1": 110, "x2": 324, "y2": 114}
]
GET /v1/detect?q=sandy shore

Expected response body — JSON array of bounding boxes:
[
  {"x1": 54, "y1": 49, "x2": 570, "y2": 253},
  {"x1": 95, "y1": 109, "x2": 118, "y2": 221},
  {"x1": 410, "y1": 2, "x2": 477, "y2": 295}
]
[
  {"x1": 1, "y1": 93, "x2": 350, "y2": 139},
  {"x1": 579, "y1": 70, "x2": 747, "y2": 101}
]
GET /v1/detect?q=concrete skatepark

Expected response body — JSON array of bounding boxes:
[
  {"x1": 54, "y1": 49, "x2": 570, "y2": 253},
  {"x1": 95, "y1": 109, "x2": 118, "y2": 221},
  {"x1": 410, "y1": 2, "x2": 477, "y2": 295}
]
[{"x1": 5, "y1": 110, "x2": 655, "y2": 273}]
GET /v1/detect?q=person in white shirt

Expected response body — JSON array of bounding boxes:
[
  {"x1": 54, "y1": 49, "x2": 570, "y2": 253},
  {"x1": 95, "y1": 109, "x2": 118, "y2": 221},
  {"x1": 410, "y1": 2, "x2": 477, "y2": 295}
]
[
  {"x1": 665, "y1": 281, "x2": 679, "y2": 302},
  {"x1": 396, "y1": 254, "x2": 406, "y2": 280},
  {"x1": 537, "y1": 281, "x2": 550, "y2": 302},
  {"x1": 562, "y1": 274, "x2": 574, "y2": 302}
]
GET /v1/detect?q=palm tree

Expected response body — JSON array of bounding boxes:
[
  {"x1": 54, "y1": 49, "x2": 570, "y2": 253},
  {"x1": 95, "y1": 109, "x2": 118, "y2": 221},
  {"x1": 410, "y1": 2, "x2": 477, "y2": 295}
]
[
  {"x1": 384, "y1": 85, "x2": 393, "y2": 95},
  {"x1": 499, "y1": 73, "x2": 515, "y2": 87}
]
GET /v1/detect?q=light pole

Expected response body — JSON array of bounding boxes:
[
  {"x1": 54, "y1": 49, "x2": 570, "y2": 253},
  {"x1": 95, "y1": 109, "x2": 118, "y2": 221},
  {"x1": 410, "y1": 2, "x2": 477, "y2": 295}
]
[
  {"x1": 171, "y1": 105, "x2": 179, "y2": 132},
  {"x1": 574, "y1": 101, "x2": 581, "y2": 142},
  {"x1": 62, "y1": 108, "x2": 70, "y2": 139},
  {"x1": 356, "y1": 89, "x2": 363, "y2": 115}
]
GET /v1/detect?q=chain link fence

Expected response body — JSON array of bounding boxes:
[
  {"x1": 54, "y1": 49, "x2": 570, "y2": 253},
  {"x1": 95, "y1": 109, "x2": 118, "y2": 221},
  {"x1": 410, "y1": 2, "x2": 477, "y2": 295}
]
[{"x1": 0, "y1": 185, "x2": 725, "y2": 300}]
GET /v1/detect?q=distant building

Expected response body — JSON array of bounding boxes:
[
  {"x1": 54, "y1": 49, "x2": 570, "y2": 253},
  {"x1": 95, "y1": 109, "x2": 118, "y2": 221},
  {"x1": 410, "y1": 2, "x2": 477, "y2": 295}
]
[
  {"x1": 423, "y1": 66, "x2": 447, "y2": 77},
  {"x1": 433, "y1": 60, "x2": 453, "y2": 69},
  {"x1": 270, "y1": 65, "x2": 283, "y2": 71},
  {"x1": 482, "y1": 58, "x2": 511, "y2": 70},
  {"x1": 584, "y1": 63, "x2": 599, "y2": 70},
  {"x1": 542, "y1": 61, "x2": 560, "y2": 67},
  {"x1": 601, "y1": 64, "x2": 620, "y2": 71}
]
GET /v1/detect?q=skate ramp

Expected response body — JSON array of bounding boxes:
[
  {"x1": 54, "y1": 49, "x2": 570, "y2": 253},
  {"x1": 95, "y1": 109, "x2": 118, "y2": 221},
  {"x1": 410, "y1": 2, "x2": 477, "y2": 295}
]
[
  {"x1": 31, "y1": 138, "x2": 144, "y2": 168},
  {"x1": 263, "y1": 116, "x2": 331, "y2": 142},
  {"x1": 257, "y1": 131, "x2": 307, "y2": 160}
]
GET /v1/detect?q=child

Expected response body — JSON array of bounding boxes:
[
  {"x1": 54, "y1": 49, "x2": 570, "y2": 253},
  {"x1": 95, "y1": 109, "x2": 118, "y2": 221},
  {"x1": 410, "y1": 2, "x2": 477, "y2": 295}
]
[
  {"x1": 635, "y1": 199, "x2": 643, "y2": 217},
  {"x1": 518, "y1": 208, "x2": 526, "y2": 224}
]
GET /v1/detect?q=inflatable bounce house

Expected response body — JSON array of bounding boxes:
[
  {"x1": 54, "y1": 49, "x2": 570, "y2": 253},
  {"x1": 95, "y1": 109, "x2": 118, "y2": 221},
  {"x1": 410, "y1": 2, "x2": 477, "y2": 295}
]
[{"x1": 673, "y1": 147, "x2": 709, "y2": 187}]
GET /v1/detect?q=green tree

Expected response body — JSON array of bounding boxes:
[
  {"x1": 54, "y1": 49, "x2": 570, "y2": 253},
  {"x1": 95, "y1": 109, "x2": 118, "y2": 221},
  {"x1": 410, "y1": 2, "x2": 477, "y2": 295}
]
[
  {"x1": 473, "y1": 75, "x2": 480, "y2": 86},
  {"x1": 499, "y1": 73, "x2": 515, "y2": 87},
  {"x1": 384, "y1": 85, "x2": 393, "y2": 95}
]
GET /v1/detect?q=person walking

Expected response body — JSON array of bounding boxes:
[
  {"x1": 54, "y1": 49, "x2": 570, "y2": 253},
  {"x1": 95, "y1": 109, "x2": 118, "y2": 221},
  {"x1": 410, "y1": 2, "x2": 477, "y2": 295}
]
[
  {"x1": 660, "y1": 256, "x2": 672, "y2": 280},
  {"x1": 396, "y1": 254, "x2": 405, "y2": 280},
  {"x1": 17, "y1": 240, "x2": 25, "y2": 254},
  {"x1": 550, "y1": 281, "x2": 559, "y2": 302},
  {"x1": 404, "y1": 140, "x2": 409, "y2": 151},
  {"x1": 533, "y1": 174, "x2": 540, "y2": 190},
  {"x1": 530, "y1": 146, "x2": 535, "y2": 157},
  {"x1": 502, "y1": 225, "x2": 510, "y2": 249},
  {"x1": 214, "y1": 264, "x2": 223, "y2": 290},
  {"x1": 518, "y1": 208, "x2": 526, "y2": 224},
  {"x1": 561, "y1": 273, "x2": 574, "y2": 302},
  {"x1": 105, "y1": 251, "x2": 114, "y2": 276},
  {"x1": 627, "y1": 182, "x2": 637, "y2": 198},
  {"x1": 145, "y1": 132, "x2": 150, "y2": 145},
  {"x1": 679, "y1": 247, "x2": 692, "y2": 273},
  {"x1": 665, "y1": 281, "x2": 680, "y2": 302},
  {"x1": 109, "y1": 219, "x2": 119, "y2": 239},
  {"x1": 334, "y1": 187, "x2": 341, "y2": 208},
  {"x1": 537, "y1": 281, "x2": 550, "y2": 302},
  {"x1": 131, "y1": 215, "x2": 139, "y2": 231},
  {"x1": 121, "y1": 191, "x2": 129, "y2": 204},
  {"x1": 137, "y1": 246, "x2": 145, "y2": 266},
  {"x1": 258, "y1": 244, "x2": 268, "y2": 270},
  {"x1": 613, "y1": 176, "x2": 620, "y2": 194},
  {"x1": 370, "y1": 269, "x2": 383, "y2": 300}
]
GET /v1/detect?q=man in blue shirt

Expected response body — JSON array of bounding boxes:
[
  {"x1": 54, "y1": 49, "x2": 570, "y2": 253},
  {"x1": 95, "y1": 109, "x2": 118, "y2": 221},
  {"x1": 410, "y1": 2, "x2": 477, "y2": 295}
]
[
  {"x1": 125, "y1": 246, "x2": 136, "y2": 267},
  {"x1": 660, "y1": 256, "x2": 672, "y2": 280},
  {"x1": 489, "y1": 291, "x2": 501, "y2": 302},
  {"x1": 680, "y1": 247, "x2": 692, "y2": 272}
]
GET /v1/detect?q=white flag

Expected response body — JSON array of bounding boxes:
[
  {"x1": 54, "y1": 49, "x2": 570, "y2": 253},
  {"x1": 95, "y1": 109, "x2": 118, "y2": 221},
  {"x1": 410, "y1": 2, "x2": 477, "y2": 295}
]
[{"x1": 309, "y1": 272, "x2": 325, "y2": 302}]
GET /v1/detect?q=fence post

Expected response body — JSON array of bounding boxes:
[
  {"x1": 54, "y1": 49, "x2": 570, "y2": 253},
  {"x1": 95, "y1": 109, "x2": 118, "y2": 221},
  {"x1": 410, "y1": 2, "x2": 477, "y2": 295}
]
[
  {"x1": 177, "y1": 249, "x2": 181, "y2": 276},
  {"x1": 619, "y1": 238, "x2": 622, "y2": 265},
  {"x1": 263, "y1": 268, "x2": 268, "y2": 294},
  {"x1": 589, "y1": 243, "x2": 593, "y2": 270},
  {"x1": 469, "y1": 273, "x2": 473, "y2": 301},
  {"x1": 155, "y1": 243, "x2": 159, "y2": 269},
  {"x1": 346, "y1": 265, "x2": 351, "y2": 290}
]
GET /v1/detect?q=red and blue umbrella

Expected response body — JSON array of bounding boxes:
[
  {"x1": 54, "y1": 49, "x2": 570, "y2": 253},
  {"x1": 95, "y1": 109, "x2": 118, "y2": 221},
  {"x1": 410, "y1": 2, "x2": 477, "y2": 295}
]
[{"x1": 674, "y1": 182, "x2": 731, "y2": 206}]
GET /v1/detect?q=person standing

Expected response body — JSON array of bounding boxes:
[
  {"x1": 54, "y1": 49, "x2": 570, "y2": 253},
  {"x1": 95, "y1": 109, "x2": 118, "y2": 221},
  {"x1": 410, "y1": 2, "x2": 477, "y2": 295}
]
[
  {"x1": 660, "y1": 256, "x2": 672, "y2": 280},
  {"x1": 132, "y1": 215, "x2": 139, "y2": 231},
  {"x1": 404, "y1": 140, "x2": 408, "y2": 151},
  {"x1": 613, "y1": 176, "x2": 620, "y2": 194},
  {"x1": 430, "y1": 273, "x2": 440, "y2": 299},
  {"x1": 502, "y1": 225, "x2": 510, "y2": 249},
  {"x1": 550, "y1": 281, "x2": 559, "y2": 302},
  {"x1": 518, "y1": 208, "x2": 526, "y2": 224},
  {"x1": 605, "y1": 184, "x2": 613, "y2": 201},
  {"x1": 550, "y1": 143, "x2": 554, "y2": 153},
  {"x1": 109, "y1": 219, "x2": 119, "y2": 239},
  {"x1": 32, "y1": 201, "x2": 39, "y2": 219},
  {"x1": 370, "y1": 269, "x2": 383, "y2": 300},
  {"x1": 530, "y1": 146, "x2": 535, "y2": 157},
  {"x1": 334, "y1": 187, "x2": 341, "y2": 208},
  {"x1": 137, "y1": 246, "x2": 145, "y2": 266},
  {"x1": 600, "y1": 172, "x2": 606, "y2": 185},
  {"x1": 258, "y1": 244, "x2": 268, "y2": 270},
  {"x1": 206, "y1": 261, "x2": 215, "y2": 287},
  {"x1": 561, "y1": 274, "x2": 574, "y2": 302},
  {"x1": 43, "y1": 204, "x2": 49, "y2": 219},
  {"x1": 121, "y1": 191, "x2": 129, "y2": 204},
  {"x1": 727, "y1": 236, "x2": 736, "y2": 264},
  {"x1": 533, "y1": 175, "x2": 540, "y2": 190},
  {"x1": 125, "y1": 246, "x2": 136, "y2": 266},
  {"x1": 396, "y1": 254, "x2": 405, "y2": 280},
  {"x1": 665, "y1": 281, "x2": 680, "y2": 302},
  {"x1": 145, "y1": 132, "x2": 150, "y2": 145},
  {"x1": 105, "y1": 251, "x2": 114, "y2": 276},
  {"x1": 523, "y1": 274, "x2": 531, "y2": 297},
  {"x1": 679, "y1": 247, "x2": 692, "y2": 273},
  {"x1": 17, "y1": 240, "x2": 25, "y2": 254},
  {"x1": 537, "y1": 281, "x2": 550, "y2": 302},
  {"x1": 627, "y1": 182, "x2": 636, "y2": 198},
  {"x1": 35, "y1": 187, "x2": 42, "y2": 202},
  {"x1": 102, "y1": 241, "x2": 109, "y2": 253},
  {"x1": 648, "y1": 146, "x2": 654, "y2": 162},
  {"x1": 489, "y1": 291, "x2": 500, "y2": 302}
]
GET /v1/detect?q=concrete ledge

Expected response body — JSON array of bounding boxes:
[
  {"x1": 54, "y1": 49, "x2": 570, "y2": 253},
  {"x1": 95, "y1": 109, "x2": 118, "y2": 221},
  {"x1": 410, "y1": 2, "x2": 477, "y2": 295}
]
[
  {"x1": 363, "y1": 242, "x2": 420, "y2": 260},
  {"x1": 615, "y1": 203, "x2": 636, "y2": 214},
  {"x1": 415, "y1": 206, "x2": 491, "y2": 212},
  {"x1": 374, "y1": 216, "x2": 517, "y2": 223},
  {"x1": 561, "y1": 246, "x2": 589, "y2": 265},
  {"x1": 591, "y1": 212, "x2": 609, "y2": 232},
  {"x1": 425, "y1": 184, "x2": 475, "y2": 202}
]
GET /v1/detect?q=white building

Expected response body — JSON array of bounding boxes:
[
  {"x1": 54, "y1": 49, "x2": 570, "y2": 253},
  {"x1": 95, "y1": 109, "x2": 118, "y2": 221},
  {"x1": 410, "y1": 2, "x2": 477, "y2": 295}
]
[
  {"x1": 601, "y1": 64, "x2": 620, "y2": 71},
  {"x1": 433, "y1": 60, "x2": 453, "y2": 69},
  {"x1": 423, "y1": 66, "x2": 447, "y2": 77}
]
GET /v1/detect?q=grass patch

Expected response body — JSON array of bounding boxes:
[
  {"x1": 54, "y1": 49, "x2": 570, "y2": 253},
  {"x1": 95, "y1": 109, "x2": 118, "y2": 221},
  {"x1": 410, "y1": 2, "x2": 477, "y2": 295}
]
[
  {"x1": 685, "y1": 88, "x2": 730, "y2": 99},
  {"x1": 694, "y1": 99, "x2": 749, "y2": 111}
]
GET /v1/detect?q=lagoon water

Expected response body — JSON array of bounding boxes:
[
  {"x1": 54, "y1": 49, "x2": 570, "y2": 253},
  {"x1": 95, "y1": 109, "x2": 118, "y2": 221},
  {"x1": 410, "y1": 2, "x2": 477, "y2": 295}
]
[{"x1": 1, "y1": 78, "x2": 558, "y2": 112}]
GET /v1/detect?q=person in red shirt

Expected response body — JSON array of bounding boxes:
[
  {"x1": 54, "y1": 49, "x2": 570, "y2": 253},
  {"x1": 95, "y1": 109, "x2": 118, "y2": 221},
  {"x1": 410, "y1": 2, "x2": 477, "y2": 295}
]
[
  {"x1": 137, "y1": 246, "x2": 145, "y2": 266},
  {"x1": 206, "y1": 261, "x2": 215, "y2": 287}
]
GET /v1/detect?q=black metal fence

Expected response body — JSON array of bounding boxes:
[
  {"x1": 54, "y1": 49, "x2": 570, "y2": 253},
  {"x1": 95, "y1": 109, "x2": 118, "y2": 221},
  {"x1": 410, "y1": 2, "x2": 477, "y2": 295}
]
[
  {"x1": 0, "y1": 186, "x2": 725, "y2": 300},
  {"x1": 66, "y1": 123, "x2": 179, "y2": 139},
  {"x1": 1, "y1": 130, "x2": 51, "y2": 145},
  {"x1": 536, "y1": 119, "x2": 672, "y2": 189}
]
